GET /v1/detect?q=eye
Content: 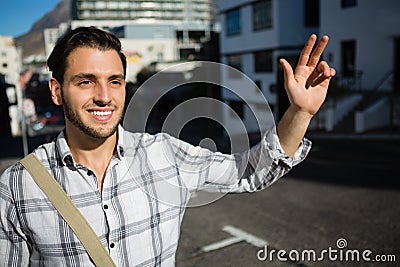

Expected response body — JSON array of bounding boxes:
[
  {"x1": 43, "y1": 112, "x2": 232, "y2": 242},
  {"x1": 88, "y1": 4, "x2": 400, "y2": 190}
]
[
  {"x1": 78, "y1": 80, "x2": 94, "y2": 88},
  {"x1": 110, "y1": 79, "x2": 123, "y2": 87}
]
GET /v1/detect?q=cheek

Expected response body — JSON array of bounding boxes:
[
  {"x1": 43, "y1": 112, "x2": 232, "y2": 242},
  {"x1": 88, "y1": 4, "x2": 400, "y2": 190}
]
[
  {"x1": 115, "y1": 90, "x2": 126, "y2": 105},
  {"x1": 63, "y1": 89, "x2": 92, "y2": 108}
]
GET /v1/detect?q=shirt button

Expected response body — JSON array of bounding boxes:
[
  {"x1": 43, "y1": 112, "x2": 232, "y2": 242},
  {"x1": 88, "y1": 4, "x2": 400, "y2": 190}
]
[
  {"x1": 119, "y1": 147, "x2": 125, "y2": 157},
  {"x1": 87, "y1": 170, "x2": 93, "y2": 176},
  {"x1": 110, "y1": 243, "x2": 115, "y2": 248},
  {"x1": 103, "y1": 204, "x2": 109, "y2": 210}
]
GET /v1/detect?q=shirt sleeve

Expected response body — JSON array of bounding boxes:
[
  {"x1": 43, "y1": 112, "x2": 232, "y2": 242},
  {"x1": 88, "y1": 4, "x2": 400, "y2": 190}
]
[
  {"x1": 168, "y1": 126, "x2": 312, "y2": 193},
  {"x1": 0, "y1": 166, "x2": 30, "y2": 266}
]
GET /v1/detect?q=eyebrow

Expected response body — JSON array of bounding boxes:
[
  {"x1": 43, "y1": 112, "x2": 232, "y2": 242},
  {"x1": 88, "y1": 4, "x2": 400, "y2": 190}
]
[
  {"x1": 109, "y1": 74, "x2": 125, "y2": 80},
  {"x1": 70, "y1": 73, "x2": 125, "y2": 83}
]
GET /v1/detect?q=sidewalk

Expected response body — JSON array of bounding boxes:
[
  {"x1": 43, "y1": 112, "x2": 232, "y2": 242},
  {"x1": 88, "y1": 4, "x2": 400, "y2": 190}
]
[{"x1": 307, "y1": 130, "x2": 400, "y2": 140}]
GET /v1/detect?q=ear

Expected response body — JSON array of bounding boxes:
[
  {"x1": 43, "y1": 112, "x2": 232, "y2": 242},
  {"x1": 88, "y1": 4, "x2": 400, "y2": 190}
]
[{"x1": 49, "y1": 78, "x2": 62, "y2": 105}]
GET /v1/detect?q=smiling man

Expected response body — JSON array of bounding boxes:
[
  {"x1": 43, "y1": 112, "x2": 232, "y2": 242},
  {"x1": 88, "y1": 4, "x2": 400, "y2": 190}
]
[
  {"x1": 49, "y1": 46, "x2": 127, "y2": 191},
  {"x1": 0, "y1": 27, "x2": 335, "y2": 266}
]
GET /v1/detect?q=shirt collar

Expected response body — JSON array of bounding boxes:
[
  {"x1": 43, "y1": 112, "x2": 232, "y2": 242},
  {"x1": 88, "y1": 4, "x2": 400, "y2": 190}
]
[
  {"x1": 116, "y1": 124, "x2": 125, "y2": 159},
  {"x1": 55, "y1": 129, "x2": 74, "y2": 167},
  {"x1": 55, "y1": 125, "x2": 126, "y2": 166}
]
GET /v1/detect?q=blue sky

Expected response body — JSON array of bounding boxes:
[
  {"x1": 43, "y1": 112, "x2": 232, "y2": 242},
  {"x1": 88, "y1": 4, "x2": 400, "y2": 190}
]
[{"x1": 0, "y1": 0, "x2": 61, "y2": 37}]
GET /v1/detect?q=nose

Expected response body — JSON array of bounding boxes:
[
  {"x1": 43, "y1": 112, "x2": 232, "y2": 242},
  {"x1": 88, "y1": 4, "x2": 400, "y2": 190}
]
[{"x1": 93, "y1": 82, "x2": 111, "y2": 106}]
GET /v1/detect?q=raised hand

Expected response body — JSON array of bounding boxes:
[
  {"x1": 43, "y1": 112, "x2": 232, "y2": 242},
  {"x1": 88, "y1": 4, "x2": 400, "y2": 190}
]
[{"x1": 279, "y1": 34, "x2": 336, "y2": 116}]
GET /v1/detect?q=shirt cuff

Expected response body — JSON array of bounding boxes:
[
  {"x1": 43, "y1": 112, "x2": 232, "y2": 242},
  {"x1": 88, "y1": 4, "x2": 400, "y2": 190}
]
[{"x1": 262, "y1": 127, "x2": 312, "y2": 168}]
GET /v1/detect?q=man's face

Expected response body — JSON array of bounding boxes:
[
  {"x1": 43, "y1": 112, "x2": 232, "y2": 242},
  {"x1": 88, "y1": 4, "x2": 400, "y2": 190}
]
[{"x1": 51, "y1": 47, "x2": 126, "y2": 139}]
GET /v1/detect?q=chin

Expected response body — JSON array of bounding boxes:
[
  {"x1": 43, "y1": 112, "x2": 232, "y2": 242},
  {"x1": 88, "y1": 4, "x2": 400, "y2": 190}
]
[{"x1": 75, "y1": 121, "x2": 119, "y2": 139}]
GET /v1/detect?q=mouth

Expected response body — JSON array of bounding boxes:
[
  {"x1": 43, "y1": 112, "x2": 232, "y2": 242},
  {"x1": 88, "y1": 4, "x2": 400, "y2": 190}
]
[{"x1": 87, "y1": 109, "x2": 114, "y2": 121}]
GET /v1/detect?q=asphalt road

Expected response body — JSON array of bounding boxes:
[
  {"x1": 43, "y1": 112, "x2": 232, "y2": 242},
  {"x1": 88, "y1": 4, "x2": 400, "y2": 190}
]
[{"x1": 176, "y1": 137, "x2": 400, "y2": 267}]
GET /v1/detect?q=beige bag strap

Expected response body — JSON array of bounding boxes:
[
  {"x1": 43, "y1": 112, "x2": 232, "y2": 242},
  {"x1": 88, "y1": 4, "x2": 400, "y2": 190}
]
[{"x1": 20, "y1": 153, "x2": 116, "y2": 267}]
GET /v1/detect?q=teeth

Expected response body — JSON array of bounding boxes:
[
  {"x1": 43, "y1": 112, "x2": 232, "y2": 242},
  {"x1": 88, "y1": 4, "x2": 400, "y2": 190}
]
[{"x1": 91, "y1": 111, "x2": 112, "y2": 116}]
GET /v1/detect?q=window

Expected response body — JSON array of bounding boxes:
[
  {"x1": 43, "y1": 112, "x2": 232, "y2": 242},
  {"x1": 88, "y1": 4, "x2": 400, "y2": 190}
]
[
  {"x1": 95, "y1": 1, "x2": 106, "y2": 9},
  {"x1": 120, "y1": 2, "x2": 130, "y2": 9},
  {"x1": 254, "y1": 50, "x2": 273, "y2": 73},
  {"x1": 394, "y1": 37, "x2": 400, "y2": 91},
  {"x1": 341, "y1": 40, "x2": 356, "y2": 77},
  {"x1": 227, "y1": 54, "x2": 242, "y2": 78},
  {"x1": 226, "y1": 8, "x2": 241, "y2": 36},
  {"x1": 108, "y1": 2, "x2": 118, "y2": 9},
  {"x1": 253, "y1": 0, "x2": 272, "y2": 30},
  {"x1": 341, "y1": 0, "x2": 357, "y2": 8},
  {"x1": 304, "y1": 0, "x2": 319, "y2": 27}
]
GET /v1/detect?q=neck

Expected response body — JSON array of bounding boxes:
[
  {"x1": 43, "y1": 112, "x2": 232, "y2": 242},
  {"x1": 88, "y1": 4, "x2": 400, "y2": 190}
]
[{"x1": 65, "y1": 124, "x2": 118, "y2": 191}]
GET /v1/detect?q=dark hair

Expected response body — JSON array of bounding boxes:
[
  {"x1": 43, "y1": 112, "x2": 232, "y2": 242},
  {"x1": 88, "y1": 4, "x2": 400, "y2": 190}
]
[{"x1": 47, "y1": 26, "x2": 127, "y2": 84}]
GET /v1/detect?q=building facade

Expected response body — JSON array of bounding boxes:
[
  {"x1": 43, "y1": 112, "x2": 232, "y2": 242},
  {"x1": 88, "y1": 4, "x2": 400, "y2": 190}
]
[
  {"x1": 0, "y1": 36, "x2": 22, "y2": 136},
  {"x1": 321, "y1": 0, "x2": 400, "y2": 92},
  {"x1": 219, "y1": 0, "x2": 400, "y2": 134},
  {"x1": 70, "y1": 0, "x2": 218, "y2": 63},
  {"x1": 318, "y1": 0, "x2": 400, "y2": 132},
  {"x1": 44, "y1": 0, "x2": 219, "y2": 82},
  {"x1": 111, "y1": 24, "x2": 178, "y2": 82},
  {"x1": 71, "y1": 0, "x2": 213, "y2": 24},
  {"x1": 0, "y1": 36, "x2": 21, "y2": 88}
]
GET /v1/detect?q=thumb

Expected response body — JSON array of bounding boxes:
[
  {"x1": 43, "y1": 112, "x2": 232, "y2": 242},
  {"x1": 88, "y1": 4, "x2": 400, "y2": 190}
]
[{"x1": 279, "y1": 58, "x2": 294, "y2": 89}]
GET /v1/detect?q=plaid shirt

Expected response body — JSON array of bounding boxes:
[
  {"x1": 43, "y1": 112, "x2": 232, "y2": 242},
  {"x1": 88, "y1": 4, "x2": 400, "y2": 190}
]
[{"x1": 0, "y1": 125, "x2": 310, "y2": 266}]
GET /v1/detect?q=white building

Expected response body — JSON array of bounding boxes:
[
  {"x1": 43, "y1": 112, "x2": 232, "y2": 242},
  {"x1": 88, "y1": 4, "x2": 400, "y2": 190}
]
[
  {"x1": 71, "y1": 0, "x2": 214, "y2": 24},
  {"x1": 321, "y1": 0, "x2": 400, "y2": 92},
  {"x1": 219, "y1": 0, "x2": 319, "y2": 135},
  {"x1": 0, "y1": 36, "x2": 21, "y2": 88},
  {"x1": 318, "y1": 0, "x2": 400, "y2": 132},
  {"x1": 44, "y1": 0, "x2": 219, "y2": 82},
  {"x1": 219, "y1": 0, "x2": 400, "y2": 134},
  {"x1": 44, "y1": 22, "x2": 71, "y2": 59},
  {"x1": 112, "y1": 24, "x2": 178, "y2": 82},
  {"x1": 0, "y1": 36, "x2": 22, "y2": 136}
]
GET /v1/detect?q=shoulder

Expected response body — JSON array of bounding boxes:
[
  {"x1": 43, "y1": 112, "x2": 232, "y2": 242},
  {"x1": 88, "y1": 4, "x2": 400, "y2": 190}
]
[
  {"x1": 121, "y1": 127, "x2": 179, "y2": 147},
  {"x1": 120, "y1": 128, "x2": 188, "y2": 160},
  {"x1": 0, "y1": 160, "x2": 25, "y2": 202}
]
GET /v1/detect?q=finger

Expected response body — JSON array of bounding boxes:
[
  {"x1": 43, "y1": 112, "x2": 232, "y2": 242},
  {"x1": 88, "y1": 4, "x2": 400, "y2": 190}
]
[
  {"x1": 308, "y1": 35, "x2": 329, "y2": 68},
  {"x1": 306, "y1": 62, "x2": 334, "y2": 88},
  {"x1": 309, "y1": 73, "x2": 332, "y2": 88},
  {"x1": 280, "y1": 58, "x2": 294, "y2": 86},
  {"x1": 297, "y1": 34, "x2": 317, "y2": 66},
  {"x1": 306, "y1": 68, "x2": 322, "y2": 89},
  {"x1": 317, "y1": 61, "x2": 334, "y2": 77},
  {"x1": 330, "y1": 67, "x2": 336, "y2": 77}
]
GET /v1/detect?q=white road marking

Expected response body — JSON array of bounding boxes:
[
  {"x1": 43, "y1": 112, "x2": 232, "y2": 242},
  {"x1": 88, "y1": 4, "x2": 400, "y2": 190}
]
[
  {"x1": 201, "y1": 236, "x2": 243, "y2": 252},
  {"x1": 200, "y1": 225, "x2": 269, "y2": 253},
  {"x1": 222, "y1": 225, "x2": 268, "y2": 248}
]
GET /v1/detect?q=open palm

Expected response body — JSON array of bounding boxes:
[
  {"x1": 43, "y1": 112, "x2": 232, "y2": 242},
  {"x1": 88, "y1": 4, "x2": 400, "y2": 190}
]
[{"x1": 280, "y1": 35, "x2": 336, "y2": 116}]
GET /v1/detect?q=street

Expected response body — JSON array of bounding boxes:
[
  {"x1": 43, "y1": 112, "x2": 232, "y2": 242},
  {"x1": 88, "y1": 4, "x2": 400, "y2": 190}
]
[{"x1": 176, "y1": 137, "x2": 400, "y2": 267}]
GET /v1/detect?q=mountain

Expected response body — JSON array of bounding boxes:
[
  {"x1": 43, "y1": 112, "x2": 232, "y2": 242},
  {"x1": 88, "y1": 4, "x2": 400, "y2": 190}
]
[{"x1": 15, "y1": 0, "x2": 72, "y2": 58}]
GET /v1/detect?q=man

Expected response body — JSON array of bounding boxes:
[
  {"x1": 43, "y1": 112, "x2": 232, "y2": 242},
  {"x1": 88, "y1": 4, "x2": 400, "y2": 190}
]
[{"x1": 0, "y1": 27, "x2": 335, "y2": 266}]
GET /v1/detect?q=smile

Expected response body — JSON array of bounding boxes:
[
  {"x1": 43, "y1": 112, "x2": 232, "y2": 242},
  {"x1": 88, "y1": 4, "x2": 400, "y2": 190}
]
[{"x1": 90, "y1": 110, "x2": 112, "y2": 116}]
